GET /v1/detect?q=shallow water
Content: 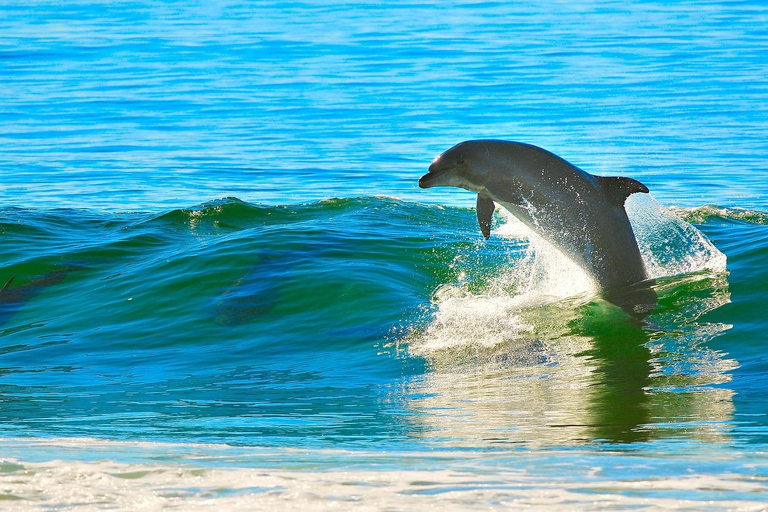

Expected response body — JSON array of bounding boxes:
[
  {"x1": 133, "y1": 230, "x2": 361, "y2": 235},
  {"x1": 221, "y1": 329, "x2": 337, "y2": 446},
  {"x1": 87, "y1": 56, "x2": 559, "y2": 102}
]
[{"x1": 1, "y1": 0, "x2": 768, "y2": 510}]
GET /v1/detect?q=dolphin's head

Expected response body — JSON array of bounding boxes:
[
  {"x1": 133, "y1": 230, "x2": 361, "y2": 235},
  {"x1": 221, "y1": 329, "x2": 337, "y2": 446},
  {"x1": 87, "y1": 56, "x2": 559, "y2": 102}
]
[{"x1": 419, "y1": 141, "x2": 489, "y2": 191}]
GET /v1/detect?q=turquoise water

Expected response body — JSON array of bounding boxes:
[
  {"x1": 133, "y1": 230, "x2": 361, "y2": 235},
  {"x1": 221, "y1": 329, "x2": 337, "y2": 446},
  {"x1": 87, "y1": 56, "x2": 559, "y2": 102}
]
[{"x1": 1, "y1": 1, "x2": 768, "y2": 509}]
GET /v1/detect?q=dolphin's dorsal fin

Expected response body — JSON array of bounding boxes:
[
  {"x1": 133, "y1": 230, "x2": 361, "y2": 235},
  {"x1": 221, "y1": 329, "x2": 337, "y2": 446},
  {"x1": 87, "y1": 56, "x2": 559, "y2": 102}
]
[
  {"x1": 596, "y1": 176, "x2": 649, "y2": 207},
  {"x1": 476, "y1": 193, "x2": 495, "y2": 240},
  {"x1": 2, "y1": 276, "x2": 15, "y2": 291}
]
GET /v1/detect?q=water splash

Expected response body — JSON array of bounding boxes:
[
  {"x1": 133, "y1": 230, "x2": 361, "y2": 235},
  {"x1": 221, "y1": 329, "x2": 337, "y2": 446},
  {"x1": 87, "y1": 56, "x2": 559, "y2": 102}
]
[
  {"x1": 627, "y1": 194, "x2": 727, "y2": 278},
  {"x1": 410, "y1": 195, "x2": 728, "y2": 355},
  {"x1": 409, "y1": 211, "x2": 596, "y2": 354}
]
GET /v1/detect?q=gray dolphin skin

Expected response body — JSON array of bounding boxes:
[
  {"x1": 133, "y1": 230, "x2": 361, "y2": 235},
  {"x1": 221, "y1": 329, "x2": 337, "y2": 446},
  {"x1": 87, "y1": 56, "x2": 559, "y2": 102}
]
[{"x1": 419, "y1": 140, "x2": 654, "y2": 311}]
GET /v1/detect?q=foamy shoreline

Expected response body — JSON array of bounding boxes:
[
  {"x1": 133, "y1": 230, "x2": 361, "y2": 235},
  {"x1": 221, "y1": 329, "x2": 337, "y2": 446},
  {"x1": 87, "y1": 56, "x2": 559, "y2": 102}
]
[{"x1": 2, "y1": 438, "x2": 767, "y2": 511}]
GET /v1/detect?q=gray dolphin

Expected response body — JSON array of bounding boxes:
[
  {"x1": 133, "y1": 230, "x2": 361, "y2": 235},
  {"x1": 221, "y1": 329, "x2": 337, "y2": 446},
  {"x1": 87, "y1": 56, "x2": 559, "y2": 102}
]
[
  {"x1": 419, "y1": 140, "x2": 655, "y2": 313},
  {"x1": 0, "y1": 269, "x2": 74, "y2": 328}
]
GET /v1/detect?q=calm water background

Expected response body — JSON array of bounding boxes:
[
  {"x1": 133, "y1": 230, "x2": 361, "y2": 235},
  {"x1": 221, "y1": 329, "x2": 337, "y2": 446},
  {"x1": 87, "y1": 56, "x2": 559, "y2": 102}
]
[{"x1": 1, "y1": 0, "x2": 768, "y2": 509}]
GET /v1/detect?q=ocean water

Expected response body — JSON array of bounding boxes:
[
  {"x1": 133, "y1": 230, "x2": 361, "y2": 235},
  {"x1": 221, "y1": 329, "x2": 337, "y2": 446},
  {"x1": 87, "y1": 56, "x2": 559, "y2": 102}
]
[{"x1": 1, "y1": 0, "x2": 768, "y2": 510}]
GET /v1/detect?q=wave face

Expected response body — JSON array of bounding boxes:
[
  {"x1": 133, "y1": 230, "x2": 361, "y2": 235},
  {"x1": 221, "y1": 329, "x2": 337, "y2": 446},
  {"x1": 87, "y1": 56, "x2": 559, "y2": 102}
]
[{"x1": 0, "y1": 196, "x2": 758, "y2": 446}]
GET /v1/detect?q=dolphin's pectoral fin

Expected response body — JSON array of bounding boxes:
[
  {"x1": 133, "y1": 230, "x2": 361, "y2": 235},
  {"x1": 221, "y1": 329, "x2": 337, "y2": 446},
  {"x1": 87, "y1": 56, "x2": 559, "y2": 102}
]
[
  {"x1": 596, "y1": 176, "x2": 649, "y2": 207},
  {"x1": 476, "y1": 193, "x2": 495, "y2": 240}
]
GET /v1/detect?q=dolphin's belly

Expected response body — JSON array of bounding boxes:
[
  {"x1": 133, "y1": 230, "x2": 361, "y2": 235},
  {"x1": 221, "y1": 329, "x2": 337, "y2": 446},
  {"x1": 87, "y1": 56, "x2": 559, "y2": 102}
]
[{"x1": 496, "y1": 199, "x2": 647, "y2": 289}]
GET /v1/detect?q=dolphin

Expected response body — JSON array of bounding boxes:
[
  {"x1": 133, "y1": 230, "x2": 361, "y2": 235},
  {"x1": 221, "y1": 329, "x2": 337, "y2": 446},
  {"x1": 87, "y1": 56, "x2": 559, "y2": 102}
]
[
  {"x1": 212, "y1": 249, "x2": 298, "y2": 325},
  {"x1": 0, "y1": 269, "x2": 74, "y2": 328},
  {"x1": 419, "y1": 140, "x2": 655, "y2": 314}
]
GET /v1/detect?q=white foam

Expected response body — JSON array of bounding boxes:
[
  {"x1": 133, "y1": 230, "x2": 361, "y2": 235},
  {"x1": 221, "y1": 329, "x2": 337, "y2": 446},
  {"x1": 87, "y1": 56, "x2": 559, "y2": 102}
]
[{"x1": 1, "y1": 449, "x2": 766, "y2": 511}]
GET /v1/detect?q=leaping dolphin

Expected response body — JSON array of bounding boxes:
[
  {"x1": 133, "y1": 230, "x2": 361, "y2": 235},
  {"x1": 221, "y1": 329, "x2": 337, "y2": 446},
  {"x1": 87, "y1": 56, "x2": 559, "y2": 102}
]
[{"x1": 419, "y1": 140, "x2": 655, "y2": 313}]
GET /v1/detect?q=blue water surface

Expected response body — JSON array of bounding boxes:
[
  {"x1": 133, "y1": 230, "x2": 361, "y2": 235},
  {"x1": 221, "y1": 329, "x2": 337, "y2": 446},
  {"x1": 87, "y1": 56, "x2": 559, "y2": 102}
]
[{"x1": 2, "y1": 0, "x2": 767, "y2": 210}]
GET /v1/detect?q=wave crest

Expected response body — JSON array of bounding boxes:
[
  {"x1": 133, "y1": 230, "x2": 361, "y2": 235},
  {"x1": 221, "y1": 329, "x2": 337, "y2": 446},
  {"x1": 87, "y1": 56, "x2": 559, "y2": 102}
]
[{"x1": 669, "y1": 204, "x2": 768, "y2": 225}]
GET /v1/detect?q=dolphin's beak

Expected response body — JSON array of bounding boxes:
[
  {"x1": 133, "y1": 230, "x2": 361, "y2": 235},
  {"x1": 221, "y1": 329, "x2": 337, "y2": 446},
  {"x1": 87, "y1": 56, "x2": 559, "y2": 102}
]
[
  {"x1": 418, "y1": 172, "x2": 435, "y2": 188},
  {"x1": 419, "y1": 161, "x2": 445, "y2": 188}
]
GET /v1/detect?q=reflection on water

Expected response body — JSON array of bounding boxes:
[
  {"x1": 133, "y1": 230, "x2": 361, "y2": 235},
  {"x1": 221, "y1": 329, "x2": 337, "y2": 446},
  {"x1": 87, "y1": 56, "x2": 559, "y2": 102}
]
[
  {"x1": 404, "y1": 271, "x2": 734, "y2": 448},
  {"x1": 581, "y1": 312, "x2": 653, "y2": 443}
]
